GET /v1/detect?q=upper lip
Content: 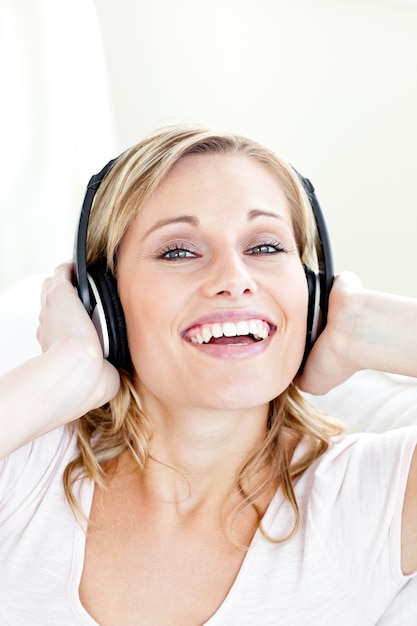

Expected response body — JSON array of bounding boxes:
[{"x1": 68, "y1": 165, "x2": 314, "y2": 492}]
[{"x1": 181, "y1": 310, "x2": 277, "y2": 336}]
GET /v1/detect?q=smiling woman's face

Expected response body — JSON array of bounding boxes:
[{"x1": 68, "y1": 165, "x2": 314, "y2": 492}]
[{"x1": 116, "y1": 153, "x2": 308, "y2": 415}]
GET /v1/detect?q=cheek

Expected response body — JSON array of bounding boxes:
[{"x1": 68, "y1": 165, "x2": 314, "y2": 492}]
[
  {"x1": 119, "y1": 278, "x2": 180, "y2": 379},
  {"x1": 293, "y1": 275, "x2": 310, "y2": 326},
  {"x1": 122, "y1": 305, "x2": 167, "y2": 395},
  {"x1": 120, "y1": 285, "x2": 161, "y2": 351},
  {"x1": 278, "y1": 269, "x2": 310, "y2": 356},
  {"x1": 273, "y1": 265, "x2": 309, "y2": 320}
]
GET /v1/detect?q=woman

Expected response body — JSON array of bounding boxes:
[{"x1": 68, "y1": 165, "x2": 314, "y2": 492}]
[{"x1": 1, "y1": 124, "x2": 417, "y2": 625}]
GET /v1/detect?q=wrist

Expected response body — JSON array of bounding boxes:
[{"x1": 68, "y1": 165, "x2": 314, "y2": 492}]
[
  {"x1": 325, "y1": 273, "x2": 367, "y2": 374},
  {"x1": 335, "y1": 282, "x2": 417, "y2": 377}
]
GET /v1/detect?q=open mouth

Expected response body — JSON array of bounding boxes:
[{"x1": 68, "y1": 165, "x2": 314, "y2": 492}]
[{"x1": 183, "y1": 319, "x2": 274, "y2": 345}]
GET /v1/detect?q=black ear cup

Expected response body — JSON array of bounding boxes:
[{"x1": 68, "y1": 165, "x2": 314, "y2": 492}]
[
  {"x1": 302, "y1": 264, "x2": 321, "y2": 368},
  {"x1": 296, "y1": 173, "x2": 334, "y2": 370},
  {"x1": 86, "y1": 263, "x2": 131, "y2": 372},
  {"x1": 74, "y1": 158, "x2": 132, "y2": 372}
]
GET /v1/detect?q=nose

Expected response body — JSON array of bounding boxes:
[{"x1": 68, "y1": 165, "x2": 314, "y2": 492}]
[{"x1": 202, "y1": 251, "x2": 258, "y2": 299}]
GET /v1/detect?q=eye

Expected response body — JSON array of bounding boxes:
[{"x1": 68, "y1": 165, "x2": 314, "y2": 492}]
[
  {"x1": 246, "y1": 241, "x2": 287, "y2": 255},
  {"x1": 158, "y1": 243, "x2": 198, "y2": 260}
]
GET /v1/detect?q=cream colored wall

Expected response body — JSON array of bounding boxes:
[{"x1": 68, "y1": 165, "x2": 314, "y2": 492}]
[
  {"x1": 94, "y1": 0, "x2": 417, "y2": 296},
  {"x1": 0, "y1": 0, "x2": 119, "y2": 292},
  {"x1": 1, "y1": 0, "x2": 416, "y2": 296}
]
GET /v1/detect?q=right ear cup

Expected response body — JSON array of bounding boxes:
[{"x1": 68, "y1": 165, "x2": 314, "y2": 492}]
[
  {"x1": 74, "y1": 158, "x2": 133, "y2": 373},
  {"x1": 86, "y1": 263, "x2": 131, "y2": 372}
]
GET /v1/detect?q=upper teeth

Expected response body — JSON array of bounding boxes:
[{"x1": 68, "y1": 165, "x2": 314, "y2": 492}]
[{"x1": 188, "y1": 319, "x2": 270, "y2": 344}]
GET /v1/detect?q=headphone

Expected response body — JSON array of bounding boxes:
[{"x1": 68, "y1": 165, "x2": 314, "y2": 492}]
[
  {"x1": 296, "y1": 172, "x2": 334, "y2": 369},
  {"x1": 74, "y1": 158, "x2": 333, "y2": 372}
]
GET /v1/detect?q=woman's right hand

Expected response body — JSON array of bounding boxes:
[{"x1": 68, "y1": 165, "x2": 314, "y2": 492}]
[{"x1": 37, "y1": 261, "x2": 121, "y2": 410}]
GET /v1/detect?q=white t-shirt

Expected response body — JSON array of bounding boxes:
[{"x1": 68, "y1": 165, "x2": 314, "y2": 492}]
[{"x1": 1, "y1": 425, "x2": 416, "y2": 625}]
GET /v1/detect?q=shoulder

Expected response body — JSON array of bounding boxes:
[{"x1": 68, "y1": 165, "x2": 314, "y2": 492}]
[
  {"x1": 312, "y1": 426, "x2": 417, "y2": 477},
  {"x1": 285, "y1": 427, "x2": 417, "y2": 548},
  {"x1": 291, "y1": 427, "x2": 417, "y2": 578}
]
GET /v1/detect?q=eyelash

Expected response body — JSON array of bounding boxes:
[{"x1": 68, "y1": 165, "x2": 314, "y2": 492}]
[
  {"x1": 158, "y1": 243, "x2": 199, "y2": 260},
  {"x1": 157, "y1": 240, "x2": 288, "y2": 260},
  {"x1": 245, "y1": 240, "x2": 288, "y2": 255}
]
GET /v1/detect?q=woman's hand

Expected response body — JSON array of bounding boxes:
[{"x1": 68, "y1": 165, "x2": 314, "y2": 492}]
[
  {"x1": 0, "y1": 262, "x2": 120, "y2": 458},
  {"x1": 295, "y1": 272, "x2": 362, "y2": 395},
  {"x1": 296, "y1": 272, "x2": 417, "y2": 395},
  {"x1": 37, "y1": 261, "x2": 121, "y2": 410},
  {"x1": 37, "y1": 262, "x2": 106, "y2": 360},
  {"x1": 37, "y1": 261, "x2": 100, "y2": 354}
]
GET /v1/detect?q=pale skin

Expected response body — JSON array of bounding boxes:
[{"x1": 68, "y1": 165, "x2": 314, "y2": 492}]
[{"x1": 1, "y1": 153, "x2": 417, "y2": 625}]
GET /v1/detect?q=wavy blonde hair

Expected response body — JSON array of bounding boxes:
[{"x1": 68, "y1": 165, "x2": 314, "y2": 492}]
[{"x1": 64, "y1": 124, "x2": 344, "y2": 542}]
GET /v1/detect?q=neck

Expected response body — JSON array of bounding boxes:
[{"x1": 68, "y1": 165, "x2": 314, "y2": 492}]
[{"x1": 121, "y1": 398, "x2": 272, "y2": 514}]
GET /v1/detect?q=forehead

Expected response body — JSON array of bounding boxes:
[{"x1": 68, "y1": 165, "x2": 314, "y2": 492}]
[{"x1": 138, "y1": 152, "x2": 293, "y2": 225}]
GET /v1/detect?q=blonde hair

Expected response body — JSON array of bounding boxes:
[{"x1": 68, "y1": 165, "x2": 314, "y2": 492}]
[{"x1": 64, "y1": 123, "x2": 344, "y2": 541}]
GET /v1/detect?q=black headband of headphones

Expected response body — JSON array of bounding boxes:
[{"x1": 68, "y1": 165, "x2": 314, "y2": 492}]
[
  {"x1": 74, "y1": 158, "x2": 117, "y2": 316},
  {"x1": 74, "y1": 157, "x2": 334, "y2": 371}
]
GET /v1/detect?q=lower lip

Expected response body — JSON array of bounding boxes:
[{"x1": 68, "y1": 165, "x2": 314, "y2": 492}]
[{"x1": 183, "y1": 333, "x2": 275, "y2": 360}]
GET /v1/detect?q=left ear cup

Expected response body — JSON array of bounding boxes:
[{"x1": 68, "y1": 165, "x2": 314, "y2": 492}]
[
  {"x1": 295, "y1": 172, "x2": 334, "y2": 371},
  {"x1": 86, "y1": 263, "x2": 131, "y2": 372},
  {"x1": 301, "y1": 264, "x2": 321, "y2": 368}
]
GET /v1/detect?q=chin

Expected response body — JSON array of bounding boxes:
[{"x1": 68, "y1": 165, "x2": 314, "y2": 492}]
[{"x1": 194, "y1": 382, "x2": 286, "y2": 413}]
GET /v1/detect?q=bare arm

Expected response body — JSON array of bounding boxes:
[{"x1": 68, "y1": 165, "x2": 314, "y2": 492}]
[
  {"x1": 0, "y1": 263, "x2": 120, "y2": 459},
  {"x1": 297, "y1": 272, "x2": 417, "y2": 395}
]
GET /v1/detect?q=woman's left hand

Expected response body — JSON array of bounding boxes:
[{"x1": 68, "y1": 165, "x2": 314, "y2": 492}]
[
  {"x1": 296, "y1": 272, "x2": 417, "y2": 395},
  {"x1": 295, "y1": 272, "x2": 362, "y2": 395}
]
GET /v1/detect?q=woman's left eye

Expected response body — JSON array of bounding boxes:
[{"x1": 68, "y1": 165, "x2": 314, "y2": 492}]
[{"x1": 246, "y1": 241, "x2": 287, "y2": 255}]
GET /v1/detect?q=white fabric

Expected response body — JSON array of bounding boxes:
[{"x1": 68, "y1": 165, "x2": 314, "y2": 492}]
[
  {"x1": 303, "y1": 370, "x2": 417, "y2": 434},
  {"x1": 1, "y1": 425, "x2": 417, "y2": 625}
]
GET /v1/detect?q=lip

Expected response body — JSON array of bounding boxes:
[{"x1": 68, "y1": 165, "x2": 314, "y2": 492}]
[
  {"x1": 180, "y1": 309, "x2": 277, "y2": 360},
  {"x1": 182, "y1": 329, "x2": 275, "y2": 360}
]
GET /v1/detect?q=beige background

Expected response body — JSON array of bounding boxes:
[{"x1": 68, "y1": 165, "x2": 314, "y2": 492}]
[{"x1": 1, "y1": 0, "x2": 416, "y2": 296}]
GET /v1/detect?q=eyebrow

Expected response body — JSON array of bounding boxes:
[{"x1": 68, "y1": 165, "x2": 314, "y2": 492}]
[
  {"x1": 142, "y1": 216, "x2": 199, "y2": 240},
  {"x1": 247, "y1": 208, "x2": 286, "y2": 222},
  {"x1": 142, "y1": 208, "x2": 287, "y2": 240}
]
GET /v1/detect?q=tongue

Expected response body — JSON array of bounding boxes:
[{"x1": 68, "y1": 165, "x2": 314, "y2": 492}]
[{"x1": 209, "y1": 335, "x2": 257, "y2": 345}]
